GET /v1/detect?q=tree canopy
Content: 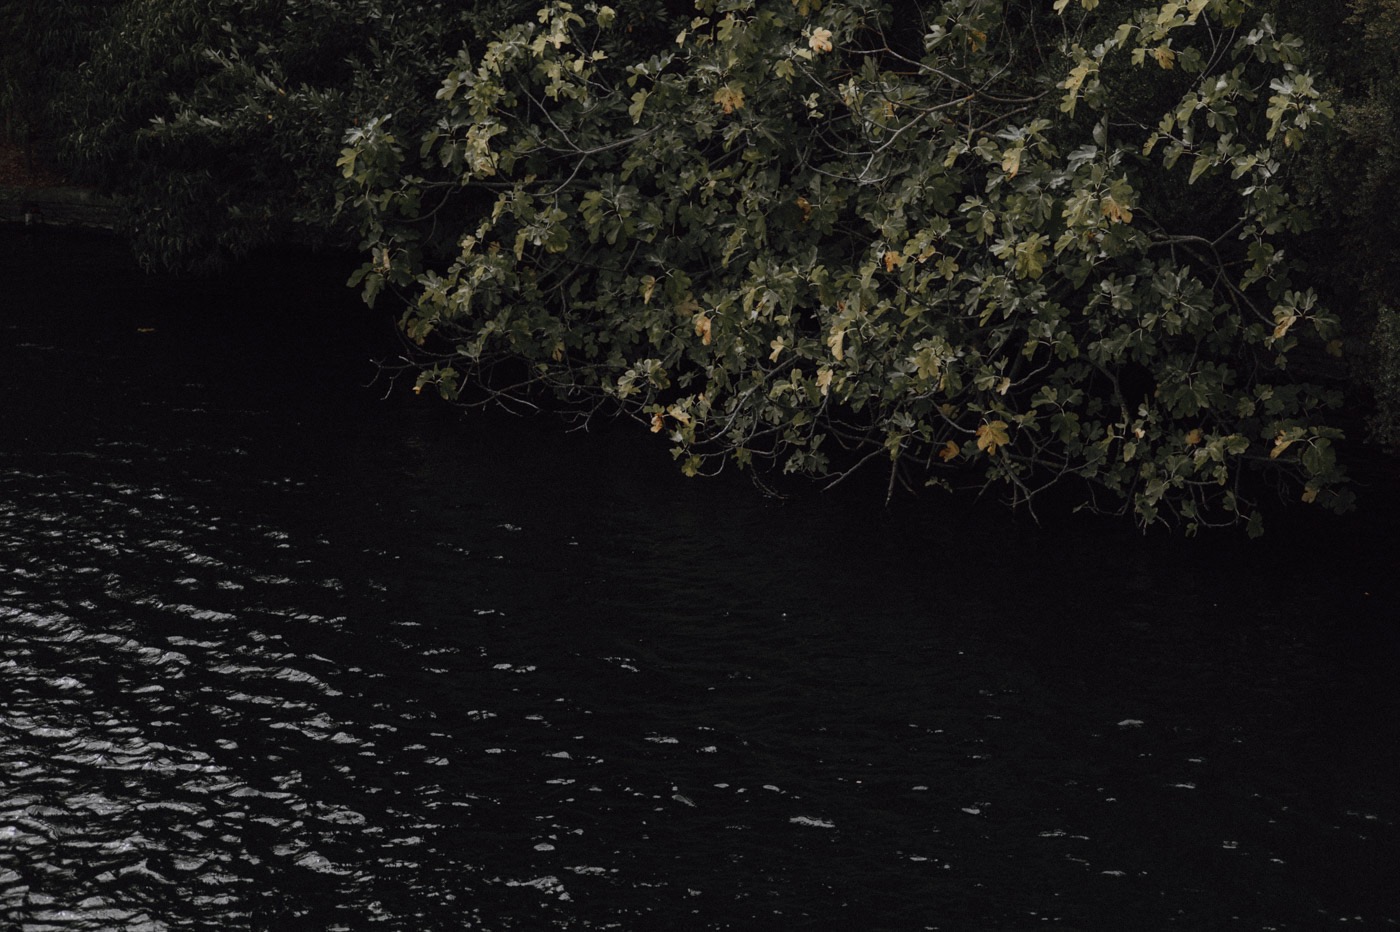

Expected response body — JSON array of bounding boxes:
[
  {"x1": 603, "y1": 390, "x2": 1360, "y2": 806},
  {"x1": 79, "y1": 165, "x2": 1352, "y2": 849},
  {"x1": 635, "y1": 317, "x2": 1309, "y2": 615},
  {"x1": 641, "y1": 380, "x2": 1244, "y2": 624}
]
[
  {"x1": 8, "y1": 0, "x2": 1388, "y2": 532},
  {"x1": 337, "y1": 0, "x2": 1349, "y2": 532}
]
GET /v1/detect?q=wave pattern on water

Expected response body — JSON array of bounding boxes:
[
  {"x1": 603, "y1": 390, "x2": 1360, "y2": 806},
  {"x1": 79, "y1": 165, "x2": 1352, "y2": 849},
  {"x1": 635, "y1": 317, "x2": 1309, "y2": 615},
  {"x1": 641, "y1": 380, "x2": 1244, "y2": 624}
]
[{"x1": 2, "y1": 233, "x2": 1399, "y2": 930}]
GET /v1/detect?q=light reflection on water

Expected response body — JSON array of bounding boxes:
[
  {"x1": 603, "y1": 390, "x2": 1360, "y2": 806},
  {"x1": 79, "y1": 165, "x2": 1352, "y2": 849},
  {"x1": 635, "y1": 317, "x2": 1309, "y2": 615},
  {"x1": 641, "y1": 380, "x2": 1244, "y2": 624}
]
[{"x1": 2, "y1": 231, "x2": 1398, "y2": 930}]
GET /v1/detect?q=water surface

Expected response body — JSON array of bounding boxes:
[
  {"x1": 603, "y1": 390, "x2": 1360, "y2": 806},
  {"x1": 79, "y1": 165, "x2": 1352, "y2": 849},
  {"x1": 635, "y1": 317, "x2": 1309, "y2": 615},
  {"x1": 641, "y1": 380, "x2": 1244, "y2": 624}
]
[{"x1": 2, "y1": 231, "x2": 1397, "y2": 929}]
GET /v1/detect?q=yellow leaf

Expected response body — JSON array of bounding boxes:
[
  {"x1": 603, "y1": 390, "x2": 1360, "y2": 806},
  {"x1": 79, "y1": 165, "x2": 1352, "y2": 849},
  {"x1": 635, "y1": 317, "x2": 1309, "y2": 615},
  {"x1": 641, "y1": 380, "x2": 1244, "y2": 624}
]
[
  {"x1": 769, "y1": 338, "x2": 785, "y2": 362},
  {"x1": 1060, "y1": 61, "x2": 1095, "y2": 115},
  {"x1": 1001, "y1": 146, "x2": 1023, "y2": 178},
  {"x1": 827, "y1": 327, "x2": 846, "y2": 362},
  {"x1": 650, "y1": 412, "x2": 664, "y2": 433},
  {"x1": 1272, "y1": 314, "x2": 1297, "y2": 340},
  {"x1": 996, "y1": 376, "x2": 1011, "y2": 395},
  {"x1": 551, "y1": 341, "x2": 565, "y2": 362},
  {"x1": 1301, "y1": 486, "x2": 1319, "y2": 504},
  {"x1": 976, "y1": 420, "x2": 1010, "y2": 455},
  {"x1": 1270, "y1": 433, "x2": 1294, "y2": 459},
  {"x1": 883, "y1": 250, "x2": 903, "y2": 272},
  {"x1": 1185, "y1": 428, "x2": 1202, "y2": 446},
  {"x1": 714, "y1": 84, "x2": 745, "y2": 114},
  {"x1": 809, "y1": 27, "x2": 833, "y2": 53},
  {"x1": 795, "y1": 195, "x2": 813, "y2": 222},
  {"x1": 667, "y1": 404, "x2": 692, "y2": 426},
  {"x1": 1102, "y1": 195, "x2": 1133, "y2": 224},
  {"x1": 694, "y1": 312, "x2": 713, "y2": 345},
  {"x1": 1152, "y1": 45, "x2": 1175, "y2": 69},
  {"x1": 967, "y1": 28, "x2": 986, "y2": 52},
  {"x1": 816, "y1": 367, "x2": 833, "y2": 396},
  {"x1": 641, "y1": 275, "x2": 656, "y2": 304},
  {"x1": 938, "y1": 440, "x2": 960, "y2": 461}
]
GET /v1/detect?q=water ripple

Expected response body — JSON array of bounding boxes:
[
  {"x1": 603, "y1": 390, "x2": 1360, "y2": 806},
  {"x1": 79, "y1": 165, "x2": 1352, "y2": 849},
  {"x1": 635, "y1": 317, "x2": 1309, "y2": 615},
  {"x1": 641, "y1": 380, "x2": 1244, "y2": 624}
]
[{"x1": 4, "y1": 242, "x2": 1399, "y2": 928}]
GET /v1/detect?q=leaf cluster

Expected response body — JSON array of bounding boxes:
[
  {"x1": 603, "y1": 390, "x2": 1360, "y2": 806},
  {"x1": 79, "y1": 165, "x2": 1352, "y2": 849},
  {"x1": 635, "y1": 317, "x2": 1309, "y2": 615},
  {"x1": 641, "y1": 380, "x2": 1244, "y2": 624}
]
[{"x1": 339, "y1": 0, "x2": 1349, "y2": 531}]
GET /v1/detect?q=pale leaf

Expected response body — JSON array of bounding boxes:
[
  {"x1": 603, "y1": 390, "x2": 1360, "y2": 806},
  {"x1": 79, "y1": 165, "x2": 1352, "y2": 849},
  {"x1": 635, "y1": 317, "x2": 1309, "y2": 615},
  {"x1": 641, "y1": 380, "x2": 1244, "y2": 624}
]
[
  {"x1": 1002, "y1": 146, "x2": 1023, "y2": 178},
  {"x1": 827, "y1": 327, "x2": 846, "y2": 362},
  {"x1": 976, "y1": 420, "x2": 1010, "y2": 454},
  {"x1": 714, "y1": 84, "x2": 745, "y2": 114}
]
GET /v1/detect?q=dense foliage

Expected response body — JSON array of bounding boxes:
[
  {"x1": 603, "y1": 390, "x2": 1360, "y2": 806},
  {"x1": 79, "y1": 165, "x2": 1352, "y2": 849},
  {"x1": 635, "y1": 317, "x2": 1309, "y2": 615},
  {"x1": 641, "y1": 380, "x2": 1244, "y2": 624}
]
[
  {"x1": 0, "y1": 0, "x2": 112, "y2": 157},
  {"x1": 337, "y1": 0, "x2": 1348, "y2": 532},
  {"x1": 9, "y1": 0, "x2": 1391, "y2": 531},
  {"x1": 30, "y1": 0, "x2": 537, "y2": 270},
  {"x1": 1267, "y1": 0, "x2": 1400, "y2": 451}
]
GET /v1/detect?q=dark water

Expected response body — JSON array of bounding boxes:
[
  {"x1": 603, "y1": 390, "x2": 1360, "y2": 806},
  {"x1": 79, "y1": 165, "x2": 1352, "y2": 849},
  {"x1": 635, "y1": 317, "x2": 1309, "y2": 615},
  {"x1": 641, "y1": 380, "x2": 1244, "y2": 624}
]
[{"x1": 2, "y1": 230, "x2": 1398, "y2": 930}]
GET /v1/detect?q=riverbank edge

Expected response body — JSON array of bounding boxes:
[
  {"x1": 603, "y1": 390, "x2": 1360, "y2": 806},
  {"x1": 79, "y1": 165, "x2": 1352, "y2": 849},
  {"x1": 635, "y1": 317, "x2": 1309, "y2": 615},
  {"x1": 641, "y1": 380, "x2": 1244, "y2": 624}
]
[{"x1": 0, "y1": 184, "x2": 119, "y2": 231}]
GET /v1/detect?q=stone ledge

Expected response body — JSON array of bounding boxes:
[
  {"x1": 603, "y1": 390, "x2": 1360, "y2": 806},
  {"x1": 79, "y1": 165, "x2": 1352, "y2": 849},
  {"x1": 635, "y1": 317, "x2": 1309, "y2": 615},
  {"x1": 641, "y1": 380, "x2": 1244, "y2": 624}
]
[{"x1": 0, "y1": 185, "x2": 120, "y2": 231}]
